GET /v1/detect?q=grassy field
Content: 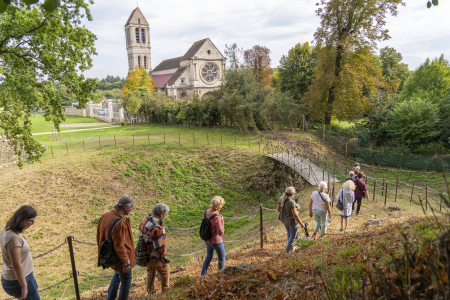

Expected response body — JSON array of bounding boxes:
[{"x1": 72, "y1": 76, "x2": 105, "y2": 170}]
[{"x1": 29, "y1": 115, "x2": 105, "y2": 134}]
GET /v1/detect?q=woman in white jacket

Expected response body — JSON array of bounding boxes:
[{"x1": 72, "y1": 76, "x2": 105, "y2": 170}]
[{"x1": 337, "y1": 180, "x2": 356, "y2": 232}]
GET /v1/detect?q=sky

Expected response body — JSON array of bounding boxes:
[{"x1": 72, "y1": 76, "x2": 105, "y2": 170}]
[{"x1": 82, "y1": 0, "x2": 450, "y2": 79}]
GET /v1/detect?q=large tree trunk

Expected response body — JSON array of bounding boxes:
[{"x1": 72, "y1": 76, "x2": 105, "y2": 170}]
[{"x1": 325, "y1": 45, "x2": 344, "y2": 125}]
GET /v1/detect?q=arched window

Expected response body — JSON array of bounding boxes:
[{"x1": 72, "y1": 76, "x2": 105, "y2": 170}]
[
  {"x1": 138, "y1": 19, "x2": 140, "y2": 24},
  {"x1": 135, "y1": 28, "x2": 140, "y2": 43},
  {"x1": 181, "y1": 93, "x2": 186, "y2": 99},
  {"x1": 138, "y1": 56, "x2": 141, "y2": 68},
  {"x1": 141, "y1": 29, "x2": 146, "y2": 44},
  {"x1": 144, "y1": 56, "x2": 147, "y2": 68}
]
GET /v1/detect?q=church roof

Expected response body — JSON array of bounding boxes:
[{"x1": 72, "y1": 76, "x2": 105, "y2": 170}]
[
  {"x1": 165, "y1": 66, "x2": 188, "y2": 87},
  {"x1": 125, "y1": 7, "x2": 149, "y2": 26},
  {"x1": 152, "y1": 73, "x2": 174, "y2": 87},
  {"x1": 181, "y1": 38, "x2": 208, "y2": 60},
  {"x1": 152, "y1": 56, "x2": 183, "y2": 72}
]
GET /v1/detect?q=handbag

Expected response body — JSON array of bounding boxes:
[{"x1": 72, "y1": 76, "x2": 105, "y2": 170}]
[
  {"x1": 336, "y1": 190, "x2": 344, "y2": 210},
  {"x1": 355, "y1": 179, "x2": 366, "y2": 198},
  {"x1": 135, "y1": 234, "x2": 149, "y2": 267}
]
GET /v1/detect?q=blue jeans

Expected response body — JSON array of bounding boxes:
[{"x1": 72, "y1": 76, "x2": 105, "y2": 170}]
[
  {"x1": 313, "y1": 209, "x2": 328, "y2": 236},
  {"x1": 284, "y1": 224, "x2": 298, "y2": 253},
  {"x1": 107, "y1": 270, "x2": 132, "y2": 300},
  {"x1": 200, "y1": 242, "x2": 225, "y2": 276},
  {"x1": 1, "y1": 272, "x2": 40, "y2": 300}
]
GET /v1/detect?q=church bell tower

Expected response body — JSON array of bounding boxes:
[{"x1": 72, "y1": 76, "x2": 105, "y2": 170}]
[{"x1": 124, "y1": 7, "x2": 151, "y2": 74}]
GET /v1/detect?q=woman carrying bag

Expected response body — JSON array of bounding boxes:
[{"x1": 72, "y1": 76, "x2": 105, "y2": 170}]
[
  {"x1": 336, "y1": 180, "x2": 355, "y2": 232},
  {"x1": 309, "y1": 182, "x2": 332, "y2": 239},
  {"x1": 277, "y1": 187, "x2": 306, "y2": 253}
]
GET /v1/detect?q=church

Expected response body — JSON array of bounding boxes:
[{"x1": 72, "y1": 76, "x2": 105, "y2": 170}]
[{"x1": 125, "y1": 7, "x2": 226, "y2": 99}]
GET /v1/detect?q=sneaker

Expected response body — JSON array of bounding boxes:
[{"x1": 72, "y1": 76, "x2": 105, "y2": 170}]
[
  {"x1": 356, "y1": 213, "x2": 361, "y2": 216},
  {"x1": 339, "y1": 228, "x2": 344, "y2": 232},
  {"x1": 312, "y1": 232, "x2": 317, "y2": 240}
]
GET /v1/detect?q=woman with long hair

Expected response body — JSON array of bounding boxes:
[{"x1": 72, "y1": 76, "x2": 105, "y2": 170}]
[
  {"x1": 277, "y1": 187, "x2": 306, "y2": 253},
  {"x1": 1, "y1": 205, "x2": 39, "y2": 300}
]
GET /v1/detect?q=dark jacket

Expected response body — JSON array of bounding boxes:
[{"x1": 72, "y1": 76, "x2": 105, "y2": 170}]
[{"x1": 96, "y1": 210, "x2": 136, "y2": 271}]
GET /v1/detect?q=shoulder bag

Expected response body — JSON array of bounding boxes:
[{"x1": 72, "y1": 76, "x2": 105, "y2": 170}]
[
  {"x1": 99, "y1": 217, "x2": 123, "y2": 269},
  {"x1": 336, "y1": 189, "x2": 344, "y2": 210}
]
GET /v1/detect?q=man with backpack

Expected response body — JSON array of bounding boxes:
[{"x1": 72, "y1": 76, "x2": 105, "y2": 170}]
[{"x1": 96, "y1": 195, "x2": 135, "y2": 300}]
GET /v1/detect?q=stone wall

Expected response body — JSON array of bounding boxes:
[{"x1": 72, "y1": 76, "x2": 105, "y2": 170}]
[
  {"x1": 63, "y1": 106, "x2": 88, "y2": 117},
  {"x1": 0, "y1": 139, "x2": 18, "y2": 169}
]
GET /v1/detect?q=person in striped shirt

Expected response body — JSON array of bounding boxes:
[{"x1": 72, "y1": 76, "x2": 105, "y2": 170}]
[{"x1": 139, "y1": 203, "x2": 170, "y2": 294}]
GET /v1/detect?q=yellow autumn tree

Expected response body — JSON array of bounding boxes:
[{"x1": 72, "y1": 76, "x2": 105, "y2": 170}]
[{"x1": 121, "y1": 66, "x2": 156, "y2": 96}]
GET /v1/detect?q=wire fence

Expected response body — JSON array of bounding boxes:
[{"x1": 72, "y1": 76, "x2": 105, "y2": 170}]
[{"x1": 1, "y1": 130, "x2": 448, "y2": 298}]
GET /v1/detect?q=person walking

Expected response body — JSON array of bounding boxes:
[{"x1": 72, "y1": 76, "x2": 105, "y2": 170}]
[
  {"x1": 97, "y1": 195, "x2": 135, "y2": 300},
  {"x1": 345, "y1": 171, "x2": 354, "y2": 182},
  {"x1": 309, "y1": 182, "x2": 332, "y2": 239},
  {"x1": 337, "y1": 180, "x2": 355, "y2": 232},
  {"x1": 352, "y1": 173, "x2": 368, "y2": 216},
  {"x1": 1, "y1": 206, "x2": 40, "y2": 300},
  {"x1": 277, "y1": 187, "x2": 306, "y2": 253},
  {"x1": 139, "y1": 203, "x2": 171, "y2": 294},
  {"x1": 200, "y1": 196, "x2": 226, "y2": 276}
]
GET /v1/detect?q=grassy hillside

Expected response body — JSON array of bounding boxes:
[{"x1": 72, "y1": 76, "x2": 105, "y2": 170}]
[{"x1": 0, "y1": 139, "x2": 308, "y2": 299}]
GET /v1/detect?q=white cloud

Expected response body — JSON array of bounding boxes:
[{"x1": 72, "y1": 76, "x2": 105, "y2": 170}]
[{"x1": 81, "y1": 0, "x2": 450, "y2": 78}]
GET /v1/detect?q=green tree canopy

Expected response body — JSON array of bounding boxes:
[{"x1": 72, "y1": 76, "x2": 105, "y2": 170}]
[
  {"x1": 379, "y1": 46, "x2": 410, "y2": 93},
  {"x1": 277, "y1": 42, "x2": 317, "y2": 103},
  {"x1": 386, "y1": 97, "x2": 441, "y2": 149},
  {"x1": 400, "y1": 55, "x2": 450, "y2": 101},
  {"x1": 0, "y1": 0, "x2": 97, "y2": 164}
]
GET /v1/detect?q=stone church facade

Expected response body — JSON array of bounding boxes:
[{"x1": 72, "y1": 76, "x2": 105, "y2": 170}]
[{"x1": 125, "y1": 8, "x2": 226, "y2": 99}]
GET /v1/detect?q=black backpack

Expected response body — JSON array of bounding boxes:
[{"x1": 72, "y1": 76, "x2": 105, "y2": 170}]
[
  {"x1": 199, "y1": 210, "x2": 218, "y2": 242},
  {"x1": 99, "y1": 217, "x2": 123, "y2": 269}
]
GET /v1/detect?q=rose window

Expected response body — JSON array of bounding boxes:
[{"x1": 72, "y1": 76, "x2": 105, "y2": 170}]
[{"x1": 201, "y1": 63, "x2": 219, "y2": 83}]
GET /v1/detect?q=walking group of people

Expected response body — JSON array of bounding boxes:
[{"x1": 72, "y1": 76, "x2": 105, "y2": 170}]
[
  {"x1": 277, "y1": 163, "x2": 369, "y2": 253},
  {"x1": 0, "y1": 163, "x2": 368, "y2": 299}
]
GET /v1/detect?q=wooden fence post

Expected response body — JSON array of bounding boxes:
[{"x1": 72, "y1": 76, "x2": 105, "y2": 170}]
[
  {"x1": 67, "y1": 236, "x2": 80, "y2": 300},
  {"x1": 132, "y1": 135, "x2": 135, "y2": 146},
  {"x1": 260, "y1": 204, "x2": 263, "y2": 249},
  {"x1": 207, "y1": 133, "x2": 209, "y2": 145},
  {"x1": 381, "y1": 178, "x2": 385, "y2": 196},
  {"x1": 83, "y1": 140, "x2": 85, "y2": 152},
  {"x1": 426, "y1": 186, "x2": 428, "y2": 211},
  {"x1": 373, "y1": 180, "x2": 376, "y2": 201},
  {"x1": 114, "y1": 135, "x2": 117, "y2": 148},
  {"x1": 395, "y1": 179, "x2": 398, "y2": 202},
  {"x1": 384, "y1": 183, "x2": 388, "y2": 205},
  {"x1": 410, "y1": 184, "x2": 414, "y2": 204},
  {"x1": 66, "y1": 142, "x2": 69, "y2": 155},
  {"x1": 164, "y1": 133, "x2": 165, "y2": 144},
  {"x1": 345, "y1": 142, "x2": 348, "y2": 157},
  {"x1": 148, "y1": 133, "x2": 150, "y2": 143},
  {"x1": 323, "y1": 124, "x2": 325, "y2": 141},
  {"x1": 248, "y1": 137, "x2": 250, "y2": 149},
  {"x1": 322, "y1": 170, "x2": 325, "y2": 181},
  {"x1": 441, "y1": 192, "x2": 443, "y2": 212},
  {"x1": 193, "y1": 133, "x2": 195, "y2": 144},
  {"x1": 235, "y1": 136, "x2": 236, "y2": 147},
  {"x1": 51, "y1": 146, "x2": 54, "y2": 159},
  {"x1": 221, "y1": 135, "x2": 223, "y2": 146},
  {"x1": 179, "y1": 133, "x2": 180, "y2": 144},
  {"x1": 99, "y1": 137, "x2": 101, "y2": 150}
]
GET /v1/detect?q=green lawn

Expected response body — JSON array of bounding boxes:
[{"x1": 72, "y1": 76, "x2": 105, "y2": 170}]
[{"x1": 30, "y1": 115, "x2": 105, "y2": 134}]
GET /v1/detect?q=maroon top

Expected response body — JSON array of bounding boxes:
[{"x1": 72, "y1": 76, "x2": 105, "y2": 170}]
[
  {"x1": 205, "y1": 211, "x2": 225, "y2": 245},
  {"x1": 352, "y1": 179, "x2": 367, "y2": 198}
]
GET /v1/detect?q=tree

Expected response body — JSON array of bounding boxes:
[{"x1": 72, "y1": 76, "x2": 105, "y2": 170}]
[
  {"x1": 0, "y1": 0, "x2": 61, "y2": 14},
  {"x1": 386, "y1": 97, "x2": 441, "y2": 149},
  {"x1": 244, "y1": 45, "x2": 272, "y2": 88},
  {"x1": 426, "y1": 0, "x2": 439, "y2": 9},
  {"x1": 121, "y1": 66, "x2": 156, "y2": 96},
  {"x1": 400, "y1": 55, "x2": 450, "y2": 101},
  {"x1": 379, "y1": 46, "x2": 410, "y2": 93},
  {"x1": 224, "y1": 43, "x2": 244, "y2": 71},
  {"x1": 261, "y1": 91, "x2": 306, "y2": 130},
  {"x1": 304, "y1": 0, "x2": 404, "y2": 125},
  {"x1": 0, "y1": 0, "x2": 97, "y2": 164},
  {"x1": 278, "y1": 42, "x2": 317, "y2": 103}
]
